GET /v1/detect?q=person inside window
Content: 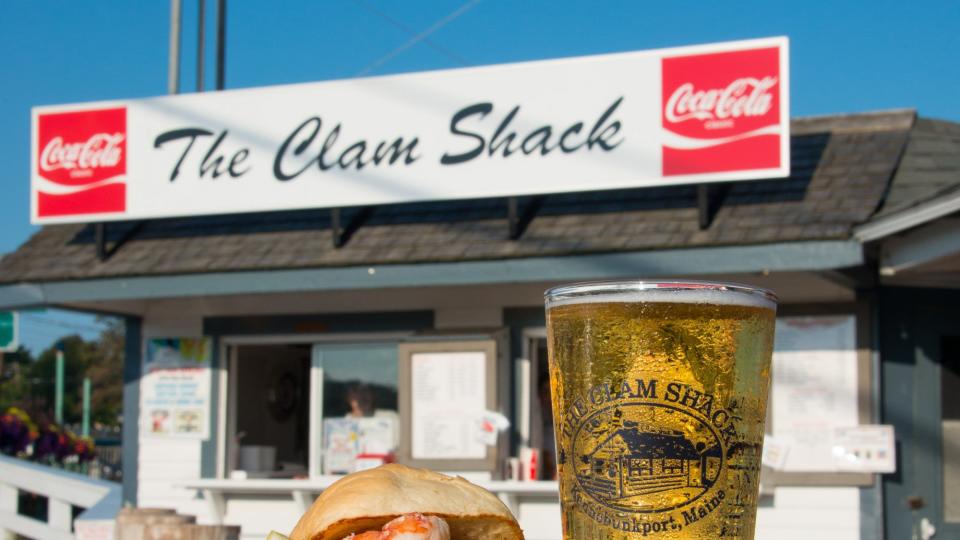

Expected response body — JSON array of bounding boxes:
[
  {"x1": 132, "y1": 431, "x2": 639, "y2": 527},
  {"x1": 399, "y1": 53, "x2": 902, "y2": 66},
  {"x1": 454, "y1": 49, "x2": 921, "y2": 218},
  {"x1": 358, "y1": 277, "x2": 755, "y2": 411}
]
[
  {"x1": 346, "y1": 383, "x2": 399, "y2": 421},
  {"x1": 344, "y1": 382, "x2": 400, "y2": 451}
]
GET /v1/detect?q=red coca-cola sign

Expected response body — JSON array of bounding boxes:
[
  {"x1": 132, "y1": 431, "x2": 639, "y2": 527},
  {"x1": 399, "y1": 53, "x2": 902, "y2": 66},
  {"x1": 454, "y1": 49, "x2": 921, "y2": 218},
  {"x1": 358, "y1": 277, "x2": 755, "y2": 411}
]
[
  {"x1": 36, "y1": 107, "x2": 127, "y2": 218},
  {"x1": 662, "y1": 47, "x2": 781, "y2": 176}
]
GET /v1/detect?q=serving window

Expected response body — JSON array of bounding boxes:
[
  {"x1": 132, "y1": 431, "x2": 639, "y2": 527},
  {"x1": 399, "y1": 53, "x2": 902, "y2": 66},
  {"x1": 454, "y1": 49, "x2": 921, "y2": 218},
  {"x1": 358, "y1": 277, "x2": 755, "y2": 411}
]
[
  {"x1": 223, "y1": 340, "x2": 402, "y2": 479},
  {"x1": 223, "y1": 335, "x2": 505, "y2": 479},
  {"x1": 521, "y1": 328, "x2": 557, "y2": 481}
]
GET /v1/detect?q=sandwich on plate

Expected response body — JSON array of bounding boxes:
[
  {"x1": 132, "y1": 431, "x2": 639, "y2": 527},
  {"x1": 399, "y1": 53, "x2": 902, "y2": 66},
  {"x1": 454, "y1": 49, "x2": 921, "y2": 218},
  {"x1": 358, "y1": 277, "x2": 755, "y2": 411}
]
[{"x1": 267, "y1": 464, "x2": 524, "y2": 540}]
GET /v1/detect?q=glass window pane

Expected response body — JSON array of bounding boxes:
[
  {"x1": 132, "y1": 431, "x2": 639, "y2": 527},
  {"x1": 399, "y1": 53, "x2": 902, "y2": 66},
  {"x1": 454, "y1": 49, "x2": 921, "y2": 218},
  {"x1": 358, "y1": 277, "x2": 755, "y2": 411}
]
[{"x1": 318, "y1": 344, "x2": 399, "y2": 475}]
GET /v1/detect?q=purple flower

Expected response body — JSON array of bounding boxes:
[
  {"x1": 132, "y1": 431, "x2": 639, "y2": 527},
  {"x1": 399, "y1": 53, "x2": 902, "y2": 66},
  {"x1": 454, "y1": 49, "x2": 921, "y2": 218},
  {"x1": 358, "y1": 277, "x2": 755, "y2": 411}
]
[{"x1": 0, "y1": 411, "x2": 34, "y2": 456}]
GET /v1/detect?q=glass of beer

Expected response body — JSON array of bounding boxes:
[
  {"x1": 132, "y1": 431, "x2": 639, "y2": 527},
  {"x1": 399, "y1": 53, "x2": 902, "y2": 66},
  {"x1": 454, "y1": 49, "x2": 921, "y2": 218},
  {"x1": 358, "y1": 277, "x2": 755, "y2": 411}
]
[{"x1": 545, "y1": 280, "x2": 776, "y2": 539}]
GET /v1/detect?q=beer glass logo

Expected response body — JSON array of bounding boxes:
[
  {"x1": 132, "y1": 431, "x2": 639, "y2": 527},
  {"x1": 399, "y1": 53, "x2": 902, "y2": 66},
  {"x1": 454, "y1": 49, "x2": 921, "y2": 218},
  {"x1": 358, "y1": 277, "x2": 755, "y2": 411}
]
[{"x1": 573, "y1": 401, "x2": 724, "y2": 514}]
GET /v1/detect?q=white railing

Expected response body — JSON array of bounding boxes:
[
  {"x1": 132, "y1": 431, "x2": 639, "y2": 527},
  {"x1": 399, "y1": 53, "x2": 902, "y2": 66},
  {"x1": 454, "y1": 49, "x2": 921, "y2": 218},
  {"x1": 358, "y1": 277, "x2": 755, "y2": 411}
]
[{"x1": 0, "y1": 454, "x2": 120, "y2": 540}]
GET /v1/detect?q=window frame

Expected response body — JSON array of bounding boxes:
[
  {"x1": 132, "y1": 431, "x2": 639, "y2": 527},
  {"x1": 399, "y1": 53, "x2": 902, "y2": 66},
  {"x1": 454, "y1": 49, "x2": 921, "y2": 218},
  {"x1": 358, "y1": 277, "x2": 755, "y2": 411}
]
[
  {"x1": 522, "y1": 328, "x2": 549, "y2": 452},
  {"x1": 397, "y1": 339, "x2": 500, "y2": 472}
]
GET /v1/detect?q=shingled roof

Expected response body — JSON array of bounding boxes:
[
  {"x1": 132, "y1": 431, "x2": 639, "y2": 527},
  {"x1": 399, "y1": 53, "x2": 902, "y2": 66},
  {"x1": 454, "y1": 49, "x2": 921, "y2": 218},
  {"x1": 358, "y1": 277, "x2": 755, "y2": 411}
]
[
  {"x1": 874, "y1": 117, "x2": 960, "y2": 218},
  {"x1": 2, "y1": 108, "x2": 951, "y2": 285}
]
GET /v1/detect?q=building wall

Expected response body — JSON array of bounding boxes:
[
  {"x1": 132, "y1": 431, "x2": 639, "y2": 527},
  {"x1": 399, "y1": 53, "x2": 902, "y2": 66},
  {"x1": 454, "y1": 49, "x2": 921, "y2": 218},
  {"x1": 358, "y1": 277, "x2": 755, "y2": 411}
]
[
  {"x1": 756, "y1": 487, "x2": 861, "y2": 540},
  {"x1": 133, "y1": 284, "x2": 867, "y2": 538},
  {"x1": 137, "y1": 307, "x2": 210, "y2": 520}
]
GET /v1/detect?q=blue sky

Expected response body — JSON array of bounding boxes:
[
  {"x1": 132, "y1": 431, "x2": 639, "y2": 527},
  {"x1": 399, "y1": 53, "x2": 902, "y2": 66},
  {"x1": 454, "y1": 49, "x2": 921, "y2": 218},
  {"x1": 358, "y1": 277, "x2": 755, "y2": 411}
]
[
  {"x1": 14, "y1": 310, "x2": 109, "y2": 356},
  {"x1": 0, "y1": 0, "x2": 958, "y2": 350}
]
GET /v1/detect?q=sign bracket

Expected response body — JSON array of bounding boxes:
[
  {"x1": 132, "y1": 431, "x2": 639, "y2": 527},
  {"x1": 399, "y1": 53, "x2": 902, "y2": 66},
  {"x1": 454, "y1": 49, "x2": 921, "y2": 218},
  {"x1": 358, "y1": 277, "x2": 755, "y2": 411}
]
[
  {"x1": 697, "y1": 184, "x2": 730, "y2": 230},
  {"x1": 95, "y1": 221, "x2": 146, "y2": 262},
  {"x1": 507, "y1": 196, "x2": 546, "y2": 240},
  {"x1": 331, "y1": 207, "x2": 376, "y2": 248}
]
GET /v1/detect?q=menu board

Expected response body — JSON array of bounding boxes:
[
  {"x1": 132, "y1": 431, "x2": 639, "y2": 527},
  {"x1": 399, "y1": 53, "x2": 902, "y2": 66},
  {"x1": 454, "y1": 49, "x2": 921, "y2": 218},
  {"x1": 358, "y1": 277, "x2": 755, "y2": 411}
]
[
  {"x1": 141, "y1": 338, "x2": 212, "y2": 439},
  {"x1": 410, "y1": 351, "x2": 487, "y2": 459},
  {"x1": 772, "y1": 316, "x2": 859, "y2": 472}
]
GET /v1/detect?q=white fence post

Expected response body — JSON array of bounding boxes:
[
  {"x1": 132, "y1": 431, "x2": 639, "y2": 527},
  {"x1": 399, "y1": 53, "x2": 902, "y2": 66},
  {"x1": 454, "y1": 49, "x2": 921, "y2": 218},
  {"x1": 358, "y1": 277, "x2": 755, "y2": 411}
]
[
  {"x1": 0, "y1": 482, "x2": 17, "y2": 540},
  {"x1": 50, "y1": 497, "x2": 74, "y2": 533}
]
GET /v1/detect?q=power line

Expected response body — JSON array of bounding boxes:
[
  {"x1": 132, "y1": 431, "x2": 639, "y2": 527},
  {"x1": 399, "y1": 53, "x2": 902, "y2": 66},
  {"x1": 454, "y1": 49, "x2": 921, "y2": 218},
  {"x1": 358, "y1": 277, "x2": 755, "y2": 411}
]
[
  {"x1": 356, "y1": 0, "x2": 481, "y2": 77},
  {"x1": 351, "y1": 0, "x2": 469, "y2": 67},
  {"x1": 20, "y1": 314, "x2": 109, "y2": 334}
]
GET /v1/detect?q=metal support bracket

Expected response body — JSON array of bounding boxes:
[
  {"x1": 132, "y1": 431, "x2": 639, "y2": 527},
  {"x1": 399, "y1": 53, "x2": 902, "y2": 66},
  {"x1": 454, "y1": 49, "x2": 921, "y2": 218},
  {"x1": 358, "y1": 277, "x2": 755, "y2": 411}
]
[
  {"x1": 95, "y1": 223, "x2": 107, "y2": 261},
  {"x1": 95, "y1": 222, "x2": 146, "y2": 262},
  {"x1": 331, "y1": 207, "x2": 376, "y2": 248},
  {"x1": 507, "y1": 196, "x2": 546, "y2": 240},
  {"x1": 697, "y1": 184, "x2": 730, "y2": 230}
]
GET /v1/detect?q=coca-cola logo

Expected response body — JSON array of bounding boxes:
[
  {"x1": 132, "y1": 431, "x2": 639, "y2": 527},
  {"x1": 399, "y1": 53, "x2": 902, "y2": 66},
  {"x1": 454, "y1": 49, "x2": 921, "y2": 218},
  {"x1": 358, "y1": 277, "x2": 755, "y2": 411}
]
[
  {"x1": 664, "y1": 77, "x2": 777, "y2": 127},
  {"x1": 40, "y1": 133, "x2": 125, "y2": 176},
  {"x1": 661, "y1": 46, "x2": 783, "y2": 176},
  {"x1": 35, "y1": 107, "x2": 127, "y2": 218}
]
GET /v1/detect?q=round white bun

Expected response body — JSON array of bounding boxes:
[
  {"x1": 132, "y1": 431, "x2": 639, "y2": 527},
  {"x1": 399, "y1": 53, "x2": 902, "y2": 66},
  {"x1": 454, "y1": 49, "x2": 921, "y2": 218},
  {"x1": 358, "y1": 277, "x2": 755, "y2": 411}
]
[{"x1": 288, "y1": 464, "x2": 524, "y2": 540}]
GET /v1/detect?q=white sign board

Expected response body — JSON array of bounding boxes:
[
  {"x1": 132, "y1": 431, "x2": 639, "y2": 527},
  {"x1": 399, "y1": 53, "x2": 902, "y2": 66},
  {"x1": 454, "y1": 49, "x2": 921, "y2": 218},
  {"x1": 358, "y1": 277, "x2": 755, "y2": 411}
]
[
  {"x1": 832, "y1": 425, "x2": 896, "y2": 473},
  {"x1": 141, "y1": 338, "x2": 212, "y2": 439},
  {"x1": 0, "y1": 312, "x2": 18, "y2": 353},
  {"x1": 772, "y1": 316, "x2": 859, "y2": 472},
  {"x1": 31, "y1": 37, "x2": 788, "y2": 224},
  {"x1": 411, "y1": 351, "x2": 487, "y2": 459}
]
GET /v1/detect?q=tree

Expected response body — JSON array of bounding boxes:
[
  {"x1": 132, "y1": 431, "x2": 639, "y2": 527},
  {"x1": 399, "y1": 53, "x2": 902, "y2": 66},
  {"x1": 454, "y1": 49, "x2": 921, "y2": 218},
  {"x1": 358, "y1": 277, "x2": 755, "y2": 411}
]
[
  {"x1": 86, "y1": 318, "x2": 124, "y2": 425},
  {"x1": 5, "y1": 318, "x2": 124, "y2": 427},
  {"x1": 31, "y1": 334, "x2": 91, "y2": 424},
  {"x1": 0, "y1": 345, "x2": 35, "y2": 413}
]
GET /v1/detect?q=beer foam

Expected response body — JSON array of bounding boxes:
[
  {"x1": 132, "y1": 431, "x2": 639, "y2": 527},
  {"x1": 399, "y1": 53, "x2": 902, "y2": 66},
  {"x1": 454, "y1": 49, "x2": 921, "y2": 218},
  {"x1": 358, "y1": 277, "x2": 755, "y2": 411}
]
[{"x1": 545, "y1": 282, "x2": 776, "y2": 310}]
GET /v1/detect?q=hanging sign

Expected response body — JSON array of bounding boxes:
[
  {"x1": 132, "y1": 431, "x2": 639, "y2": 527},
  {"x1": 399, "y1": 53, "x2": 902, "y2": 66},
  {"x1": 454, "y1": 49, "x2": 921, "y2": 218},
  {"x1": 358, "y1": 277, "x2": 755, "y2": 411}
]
[
  {"x1": 0, "y1": 312, "x2": 17, "y2": 353},
  {"x1": 31, "y1": 37, "x2": 788, "y2": 224}
]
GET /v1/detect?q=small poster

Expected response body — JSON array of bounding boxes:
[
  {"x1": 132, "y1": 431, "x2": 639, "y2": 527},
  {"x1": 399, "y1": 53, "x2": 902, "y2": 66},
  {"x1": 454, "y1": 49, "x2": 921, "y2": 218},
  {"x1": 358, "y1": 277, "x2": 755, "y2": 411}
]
[
  {"x1": 141, "y1": 338, "x2": 212, "y2": 439},
  {"x1": 476, "y1": 410, "x2": 511, "y2": 447},
  {"x1": 323, "y1": 417, "x2": 399, "y2": 474},
  {"x1": 323, "y1": 418, "x2": 359, "y2": 474},
  {"x1": 761, "y1": 435, "x2": 790, "y2": 471},
  {"x1": 411, "y1": 351, "x2": 487, "y2": 460}
]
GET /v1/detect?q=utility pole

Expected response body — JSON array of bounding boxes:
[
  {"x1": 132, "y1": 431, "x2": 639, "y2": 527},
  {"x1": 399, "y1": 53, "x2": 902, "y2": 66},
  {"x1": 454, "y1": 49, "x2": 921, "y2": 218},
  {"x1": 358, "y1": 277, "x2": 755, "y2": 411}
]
[
  {"x1": 197, "y1": 0, "x2": 205, "y2": 92},
  {"x1": 168, "y1": 0, "x2": 182, "y2": 95},
  {"x1": 216, "y1": 0, "x2": 226, "y2": 90}
]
